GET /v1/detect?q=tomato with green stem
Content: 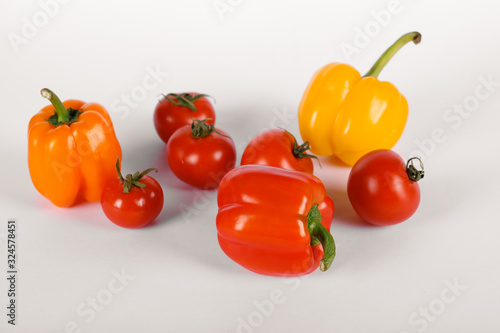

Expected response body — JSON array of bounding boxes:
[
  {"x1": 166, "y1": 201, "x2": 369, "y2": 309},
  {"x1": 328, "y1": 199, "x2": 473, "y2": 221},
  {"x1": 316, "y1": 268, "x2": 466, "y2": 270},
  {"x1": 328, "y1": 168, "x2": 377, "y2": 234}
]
[
  {"x1": 101, "y1": 159, "x2": 164, "y2": 228},
  {"x1": 167, "y1": 119, "x2": 236, "y2": 189},
  {"x1": 241, "y1": 128, "x2": 317, "y2": 174},
  {"x1": 347, "y1": 150, "x2": 424, "y2": 226},
  {"x1": 154, "y1": 93, "x2": 215, "y2": 144}
]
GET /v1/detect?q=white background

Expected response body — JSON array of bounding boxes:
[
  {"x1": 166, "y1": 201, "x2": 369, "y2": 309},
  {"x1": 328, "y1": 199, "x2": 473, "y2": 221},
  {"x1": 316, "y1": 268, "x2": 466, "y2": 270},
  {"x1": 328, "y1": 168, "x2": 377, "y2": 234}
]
[{"x1": 1, "y1": 0, "x2": 500, "y2": 332}]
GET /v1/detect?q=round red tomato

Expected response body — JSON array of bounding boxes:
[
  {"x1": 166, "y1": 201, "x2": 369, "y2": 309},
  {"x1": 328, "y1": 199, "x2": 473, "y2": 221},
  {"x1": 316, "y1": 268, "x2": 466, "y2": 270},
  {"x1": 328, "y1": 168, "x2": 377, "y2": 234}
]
[
  {"x1": 154, "y1": 93, "x2": 215, "y2": 144},
  {"x1": 167, "y1": 119, "x2": 236, "y2": 189},
  {"x1": 347, "y1": 150, "x2": 424, "y2": 226},
  {"x1": 101, "y1": 162, "x2": 164, "y2": 228},
  {"x1": 241, "y1": 129, "x2": 315, "y2": 173}
]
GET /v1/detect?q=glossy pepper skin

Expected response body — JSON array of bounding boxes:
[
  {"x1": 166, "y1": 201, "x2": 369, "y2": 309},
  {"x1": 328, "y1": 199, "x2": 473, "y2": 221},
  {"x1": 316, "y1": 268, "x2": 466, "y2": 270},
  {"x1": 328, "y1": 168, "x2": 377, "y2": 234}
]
[
  {"x1": 28, "y1": 89, "x2": 122, "y2": 207},
  {"x1": 216, "y1": 165, "x2": 335, "y2": 277},
  {"x1": 298, "y1": 32, "x2": 421, "y2": 166}
]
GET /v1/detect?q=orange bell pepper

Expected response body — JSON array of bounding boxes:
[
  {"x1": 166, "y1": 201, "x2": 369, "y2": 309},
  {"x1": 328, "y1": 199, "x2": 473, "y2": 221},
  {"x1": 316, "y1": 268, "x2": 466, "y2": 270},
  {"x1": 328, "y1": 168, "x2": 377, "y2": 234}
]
[
  {"x1": 28, "y1": 89, "x2": 122, "y2": 207},
  {"x1": 298, "y1": 32, "x2": 421, "y2": 166}
]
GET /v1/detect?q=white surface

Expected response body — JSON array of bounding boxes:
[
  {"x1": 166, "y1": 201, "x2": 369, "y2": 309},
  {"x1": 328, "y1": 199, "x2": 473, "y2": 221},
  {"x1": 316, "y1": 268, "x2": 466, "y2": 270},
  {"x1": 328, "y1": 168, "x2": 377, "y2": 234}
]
[{"x1": 1, "y1": 0, "x2": 500, "y2": 332}]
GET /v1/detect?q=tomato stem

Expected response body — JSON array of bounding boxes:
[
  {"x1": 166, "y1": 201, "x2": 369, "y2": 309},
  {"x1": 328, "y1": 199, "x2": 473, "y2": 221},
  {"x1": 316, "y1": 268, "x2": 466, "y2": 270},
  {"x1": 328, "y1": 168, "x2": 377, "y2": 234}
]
[
  {"x1": 116, "y1": 157, "x2": 125, "y2": 182},
  {"x1": 162, "y1": 93, "x2": 211, "y2": 112},
  {"x1": 115, "y1": 157, "x2": 158, "y2": 193},
  {"x1": 287, "y1": 130, "x2": 320, "y2": 166},
  {"x1": 307, "y1": 205, "x2": 335, "y2": 271},
  {"x1": 363, "y1": 31, "x2": 421, "y2": 78},
  {"x1": 406, "y1": 157, "x2": 425, "y2": 182},
  {"x1": 191, "y1": 118, "x2": 229, "y2": 139}
]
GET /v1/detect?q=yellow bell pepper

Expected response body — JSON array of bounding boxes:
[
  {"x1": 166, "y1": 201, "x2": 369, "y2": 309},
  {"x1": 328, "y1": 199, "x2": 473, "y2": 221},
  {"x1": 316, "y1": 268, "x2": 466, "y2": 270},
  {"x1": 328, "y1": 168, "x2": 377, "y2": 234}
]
[{"x1": 298, "y1": 32, "x2": 421, "y2": 166}]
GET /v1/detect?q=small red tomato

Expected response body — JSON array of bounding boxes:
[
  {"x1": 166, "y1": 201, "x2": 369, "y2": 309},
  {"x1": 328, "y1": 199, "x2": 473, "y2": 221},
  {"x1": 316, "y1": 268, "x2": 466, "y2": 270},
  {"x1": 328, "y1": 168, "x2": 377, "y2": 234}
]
[
  {"x1": 101, "y1": 159, "x2": 164, "y2": 228},
  {"x1": 347, "y1": 150, "x2": 425, "y2": 226},
  {"x1": 153, "y1": 93, "x2": 215, "y2": 144},
  {"x1": 167, "y1": 119, "x2": 236, "y2": 189},
  {"x1": 241, "y1": 129, "x2": 317, "y2": 173}
]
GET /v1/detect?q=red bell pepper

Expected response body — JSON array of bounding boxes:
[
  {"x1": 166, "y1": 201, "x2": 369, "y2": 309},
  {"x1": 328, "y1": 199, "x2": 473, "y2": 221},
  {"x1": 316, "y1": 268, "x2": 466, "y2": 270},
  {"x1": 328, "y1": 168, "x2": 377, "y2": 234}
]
[{"x1": 216, "y1": 165, "x2": 335, "y2": 276}]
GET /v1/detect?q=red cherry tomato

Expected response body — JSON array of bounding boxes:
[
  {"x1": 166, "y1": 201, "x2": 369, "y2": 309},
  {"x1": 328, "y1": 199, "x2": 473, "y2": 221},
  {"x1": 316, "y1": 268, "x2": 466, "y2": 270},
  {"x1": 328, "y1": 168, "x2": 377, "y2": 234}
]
[
  {"x1": 167, "y1": 119, "x2": 236, "y2": 189},
  {"x1": 241, "y1": 129, "x2": 316, "y2": 173},
  {"x1": 154, "y1": 93, "x2": 215, "y2": 144},
  {"x1": 101, "y1": 160, "x2": 164, "y2": 228},
  {"x1": 347, "y1": 150, "x2": 424, "y2": 226}
]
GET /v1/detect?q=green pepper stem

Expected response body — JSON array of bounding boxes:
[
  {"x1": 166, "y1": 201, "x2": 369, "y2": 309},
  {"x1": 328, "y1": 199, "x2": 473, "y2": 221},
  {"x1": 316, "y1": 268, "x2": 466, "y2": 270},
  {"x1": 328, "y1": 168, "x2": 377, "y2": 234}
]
[
  {"x1": 41, "y1": 88, "x2": 70, "y2": 123},
  {"x1": 363, "y1": 31, "x2": 421, "y2": 78},
  {"x1": 307, "y1": 205, "x2": 335, "y2": 272}
]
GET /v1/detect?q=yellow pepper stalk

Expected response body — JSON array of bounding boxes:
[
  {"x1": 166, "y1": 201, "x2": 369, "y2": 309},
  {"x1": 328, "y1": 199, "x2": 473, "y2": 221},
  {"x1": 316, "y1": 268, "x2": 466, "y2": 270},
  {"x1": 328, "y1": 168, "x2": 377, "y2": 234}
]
[{"x1": 298, "y1": 31, "x2": 421, "y2": 166}]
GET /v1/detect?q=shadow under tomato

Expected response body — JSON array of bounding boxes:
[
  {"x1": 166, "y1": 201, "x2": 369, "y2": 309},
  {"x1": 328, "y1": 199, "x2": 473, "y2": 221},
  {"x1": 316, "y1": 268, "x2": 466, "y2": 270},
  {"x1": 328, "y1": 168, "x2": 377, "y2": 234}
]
[{"x1": 326, "y1": 188, "x2": 379, "y2": 229}]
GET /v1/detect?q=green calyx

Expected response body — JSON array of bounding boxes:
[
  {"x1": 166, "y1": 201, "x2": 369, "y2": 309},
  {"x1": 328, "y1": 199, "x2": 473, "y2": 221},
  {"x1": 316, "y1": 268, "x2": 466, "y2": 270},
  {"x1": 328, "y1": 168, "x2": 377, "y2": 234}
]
[
  {"x1": 406, "y1": 157, "x2": 425, "y2": 182},
  {"x1": 190, "y1": 118, "x2": 228, "y2": 139},
  {"x1": 287, "y1": 130, "x2": 319, "y2": 162},
  {"x1": 307, "y1": 204, "x2": 335, "y2": 272},
  {"x1": 163, "y1": 93, "x2": 211, "y2": 112},
  {"x1": 41, "y1": 88, "x2": 82, "y2": 126},
  {"x1": 364, "y1": 31, "x2": 421, "y2": 78},
  {"x1": 292, "y1": 140, "x2": 315, "y2": 159},
  {"x1": 115, "y1": 158, "x2": 158, "y2": 194}
]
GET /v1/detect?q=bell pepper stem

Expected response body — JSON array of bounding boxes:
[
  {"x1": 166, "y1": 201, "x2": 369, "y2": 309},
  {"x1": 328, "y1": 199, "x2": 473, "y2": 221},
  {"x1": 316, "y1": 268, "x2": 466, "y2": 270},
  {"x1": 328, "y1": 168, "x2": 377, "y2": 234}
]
[
  {"x1": 41, "y1": 88, "x2": 70, "y2": 123},
  {"x1": 307, "y1": 205, "x2": 335, "y2": 271},
  {"x1": 363, "y1": 31, "x2": 421, "y2": 78}
]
